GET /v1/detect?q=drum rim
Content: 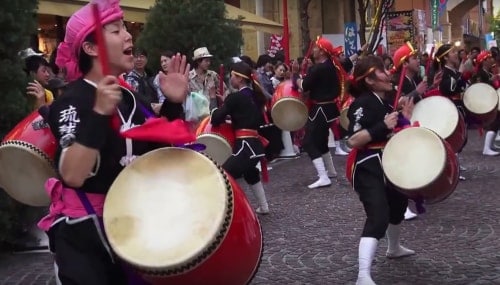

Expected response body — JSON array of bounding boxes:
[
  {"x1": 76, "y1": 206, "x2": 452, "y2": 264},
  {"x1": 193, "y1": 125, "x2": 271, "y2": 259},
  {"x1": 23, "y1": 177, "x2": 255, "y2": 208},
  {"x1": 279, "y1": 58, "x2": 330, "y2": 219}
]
[
  {"x1": 196, "y1": 133, "x2": 233, "y2": 152},
  {"x1": 104, "y1": 148, "x2": 235, "y2": 275},
  {"x1": 463, "y1": 83, "x2": 499, "y2": 113},
  {"x1": 382, "y1": 127, "x2": 446, "y2": 190},
  {"x1": 271, "y1": 98, "x2": 308, "y2": 131},
  {"x1": 0, "y1": 140, "x2": 54, "y2": 206}
]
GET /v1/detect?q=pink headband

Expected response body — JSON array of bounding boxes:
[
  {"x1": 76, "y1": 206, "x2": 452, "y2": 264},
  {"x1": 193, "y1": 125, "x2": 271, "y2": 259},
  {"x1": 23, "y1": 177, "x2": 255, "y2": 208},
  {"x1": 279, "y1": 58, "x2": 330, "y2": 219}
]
[{"x1": 56, "y1": 0, "x2": 123, "y2": 82}]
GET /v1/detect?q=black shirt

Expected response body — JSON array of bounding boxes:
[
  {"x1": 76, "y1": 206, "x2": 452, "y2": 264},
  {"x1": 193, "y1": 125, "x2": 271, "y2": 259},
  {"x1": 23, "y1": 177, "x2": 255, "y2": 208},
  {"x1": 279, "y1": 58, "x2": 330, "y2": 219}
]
[
  {"x1": 473, "y1": 68, "x2": 493, "y2": 86},
  {"x1": 348, "y1": 92, "x2": 393, "y2": 146},
  {"x1": 439, "y1": 66, "x2": 467, "y2": 99},
  {"x1": 211, "y1": 87, "x2": 263, "y2": 130},
  {"x1": 48, "y1": 78, "x2": 181, "y2": 194},
  {"x1": 302, "y1": 59, "x2": 341, "y2": 102}
]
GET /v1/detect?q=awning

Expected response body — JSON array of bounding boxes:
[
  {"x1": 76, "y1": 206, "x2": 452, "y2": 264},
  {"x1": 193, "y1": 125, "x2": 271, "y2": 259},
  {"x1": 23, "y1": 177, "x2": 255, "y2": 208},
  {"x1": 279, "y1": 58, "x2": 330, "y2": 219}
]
[{"x1": 38, "y1": 0, "x2": 283, "y2": 34}]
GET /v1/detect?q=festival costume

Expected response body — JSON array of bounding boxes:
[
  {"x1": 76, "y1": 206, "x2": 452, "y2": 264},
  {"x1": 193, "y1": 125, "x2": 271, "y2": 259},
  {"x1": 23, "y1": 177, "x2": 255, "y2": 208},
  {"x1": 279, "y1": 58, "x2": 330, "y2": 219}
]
[
  {"x1": 299, "y1": 37, "x2": 344, "y2": 189},
  {"x1": 211, "y1": 86, "x2": 270, "y2": 214},
  {"x1": 347, "y1": 92, "x2": 415, "y2": 285}
]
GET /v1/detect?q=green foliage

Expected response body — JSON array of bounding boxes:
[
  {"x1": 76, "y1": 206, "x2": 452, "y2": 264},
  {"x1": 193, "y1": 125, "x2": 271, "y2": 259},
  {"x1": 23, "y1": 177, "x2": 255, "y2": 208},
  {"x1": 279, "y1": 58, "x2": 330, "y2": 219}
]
[
  {"x1": 0, "y1": 0, "x2": 37, "y2": 138},
  {"x1": 489, "y1": 10, "x2": 500, "y2": 43},
  {"x1": 136, "y1": 0, "x2": 243, "y2": 72},
  {"x1": 0, "y1": 0, "x2": 38, "y2": 248}
]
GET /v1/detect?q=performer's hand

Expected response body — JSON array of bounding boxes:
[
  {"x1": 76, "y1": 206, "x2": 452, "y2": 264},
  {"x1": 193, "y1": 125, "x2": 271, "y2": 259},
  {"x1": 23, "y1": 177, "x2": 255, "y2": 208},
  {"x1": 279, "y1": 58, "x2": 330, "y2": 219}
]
[
  {"x1": 94, "y1": 75, "x2": 122, "y2": 115},
  {"x1": 399, "y1": 97, "x2": 415, "y2": 120},
  {"x1": 151, "y1": 103, "x2": 162, "y2": 115},
  {"x1": 416, "y1": 79, "x2": 427, "y2": 95},
  {"x1": 384, "y1": 111, "x2": 399, "y2": 130},
  {"x1": 26, "y1": 80, "x2": 45, "y2": 99},
  {"x1": 291, "y1": 60, "x2": 300, "y2": 73},
  {"x1": 159, "y1": 53, "x2": 190, "y2": 103},
  {"x1": 431, "y1": 71, "x2": 443, "y2": 88}
]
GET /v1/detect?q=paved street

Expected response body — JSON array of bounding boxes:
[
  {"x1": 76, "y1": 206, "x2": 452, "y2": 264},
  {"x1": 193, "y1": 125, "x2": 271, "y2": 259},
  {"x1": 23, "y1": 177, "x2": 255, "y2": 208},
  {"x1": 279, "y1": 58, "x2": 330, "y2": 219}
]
[{"x1": 0, "y1": 130, "x2": 499, "y2": 285}]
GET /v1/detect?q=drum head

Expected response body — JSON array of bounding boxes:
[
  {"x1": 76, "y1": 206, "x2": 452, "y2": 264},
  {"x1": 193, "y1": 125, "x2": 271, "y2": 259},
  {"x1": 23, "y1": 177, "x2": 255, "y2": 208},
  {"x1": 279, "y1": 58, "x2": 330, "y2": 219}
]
[
  {"x1": 0, "y1": 142, "x2": 53, "y2": 206},
  {"x1": 382, "y1": 127, "x2": 446, "y2": 190},
  {"x1": 411, "y1": 96, "x2": 459, "y2": 139},
  {"x1": 104, "y1": 148, "x2": 231, "y2": 271},
  {"x1": 463, "y1": 83, "x2": 498, "y2": 114},
  {"x1": 196, "y1": 134, "x2": 232, "y2": 165},
  {"x1": 271, "y1": 98, "x2": 308, "y2": 131}
]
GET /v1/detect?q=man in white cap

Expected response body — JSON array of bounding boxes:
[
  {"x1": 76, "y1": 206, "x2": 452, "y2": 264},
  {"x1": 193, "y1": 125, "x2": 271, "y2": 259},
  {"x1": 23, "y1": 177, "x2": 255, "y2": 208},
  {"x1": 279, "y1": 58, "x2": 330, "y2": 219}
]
[{"x1": 188, "y1": 47, "x2": 228, "y2": 111}]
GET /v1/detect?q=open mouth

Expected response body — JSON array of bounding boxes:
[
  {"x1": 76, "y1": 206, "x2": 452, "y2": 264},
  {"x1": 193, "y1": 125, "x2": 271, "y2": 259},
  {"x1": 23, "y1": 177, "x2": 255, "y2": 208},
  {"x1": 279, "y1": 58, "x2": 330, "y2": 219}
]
[{"x1": 123, "y1": 47, "x2": 133, "y2": 56}]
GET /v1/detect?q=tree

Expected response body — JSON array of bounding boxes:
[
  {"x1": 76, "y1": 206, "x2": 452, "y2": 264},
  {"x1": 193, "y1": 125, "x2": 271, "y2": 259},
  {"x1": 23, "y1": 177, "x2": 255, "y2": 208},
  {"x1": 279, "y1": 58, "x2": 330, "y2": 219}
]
[
  {"x1": 0, "y1": 0, "x2": 38, "y2": 247},
  {"x1": 136, "y1": 0, "x2": 243, "y2": 71},
  {"x1": 489, "y1": 10, "x2": 500, "y2": 43},
  {"x1": 357, "y1": 0, "x2": 394, "y2": 54},
  {"x1": 299, "y1": 0, "x2": 313, "y2": 56}
]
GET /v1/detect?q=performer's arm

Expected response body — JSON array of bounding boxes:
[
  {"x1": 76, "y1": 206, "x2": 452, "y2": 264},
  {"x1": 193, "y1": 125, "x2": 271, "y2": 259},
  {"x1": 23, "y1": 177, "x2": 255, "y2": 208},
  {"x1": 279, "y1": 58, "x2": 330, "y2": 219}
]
[
  {"x1": 51, "y1": 77, "x2": 120, "y2": 188},
  {"x1": 211, "y1": 93, "x2": 234, "y2": 126},
  {"x1": 297, "y1": 65, "x2": 318, "y2": 92},
  {"x1": 347, "y1": 102, "x2": 396, "y2": 148}
]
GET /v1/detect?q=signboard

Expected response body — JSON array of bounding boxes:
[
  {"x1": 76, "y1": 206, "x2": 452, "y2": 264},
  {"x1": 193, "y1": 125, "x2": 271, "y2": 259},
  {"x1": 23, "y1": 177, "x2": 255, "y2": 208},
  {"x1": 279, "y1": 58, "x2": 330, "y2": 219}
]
[
  {"x1": 344, "y1": 22, "x2": 358, "y2": 57},
  {"x1": 386, "y1": 11, "x2": 414, "y2": 55}
]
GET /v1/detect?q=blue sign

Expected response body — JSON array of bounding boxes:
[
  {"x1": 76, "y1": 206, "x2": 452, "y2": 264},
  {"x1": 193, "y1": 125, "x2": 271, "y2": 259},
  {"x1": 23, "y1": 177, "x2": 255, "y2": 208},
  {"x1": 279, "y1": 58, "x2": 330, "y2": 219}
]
[{"x1": 344, "y1": 22, "x2": 358, "y2": 57}]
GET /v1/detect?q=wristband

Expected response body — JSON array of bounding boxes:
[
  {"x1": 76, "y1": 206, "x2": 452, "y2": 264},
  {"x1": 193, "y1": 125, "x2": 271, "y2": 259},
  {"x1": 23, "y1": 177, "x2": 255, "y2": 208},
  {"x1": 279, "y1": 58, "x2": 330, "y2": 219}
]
[
  {"x1": 75, "y1": 111, "x2": 111, "y2": 150},
  {"x1": 367, "y1": 121, "x2": 390, "y2": 141}
]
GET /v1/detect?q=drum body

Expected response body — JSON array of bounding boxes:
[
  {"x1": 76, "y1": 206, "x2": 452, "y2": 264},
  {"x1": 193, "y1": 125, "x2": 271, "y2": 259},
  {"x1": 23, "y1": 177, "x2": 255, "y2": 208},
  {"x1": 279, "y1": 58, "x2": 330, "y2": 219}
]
[
  {"x1": 195, "y1": 116, "x2": 235, "y2": 166},
  {"x1": 104, "y1": 148, "x2": 262, "y2": 285},
  {"x1": 339, "y1": 95, "x2": 355, "y2": 130},
  {"x1": 463, "y1": 83, "x2": 498, "y2": 125},
  {"x1": 271, "y1": 80, "x2": 308, "y2": 131},
  {"x1": 382, "y1": 127, "x2": 459, "y2": 204},
  {"x1": 411, "y1": 96, "x2": 466, "y2": 153},
  {"x1": 0, "y1": 111, "x2": 56, "y2": 206}
]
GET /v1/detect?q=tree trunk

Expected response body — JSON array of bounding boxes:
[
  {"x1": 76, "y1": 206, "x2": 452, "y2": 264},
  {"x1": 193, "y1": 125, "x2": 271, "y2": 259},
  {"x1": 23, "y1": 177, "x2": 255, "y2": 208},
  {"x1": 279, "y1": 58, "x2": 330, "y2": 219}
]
[
  {"x1": 299, "y1": 0, "x2": 313, "y2": 55},
  {"x1": 357, "y1": 0, "x2": 368, "y2": 46}
]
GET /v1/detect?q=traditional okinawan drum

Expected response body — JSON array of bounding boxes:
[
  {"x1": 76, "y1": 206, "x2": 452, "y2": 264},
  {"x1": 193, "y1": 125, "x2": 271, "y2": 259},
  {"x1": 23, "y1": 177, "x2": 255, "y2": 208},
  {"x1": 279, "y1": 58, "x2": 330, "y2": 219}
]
[
  {"x1": 339, "y1": 95, "x2": 355, "y2": 130},
  {"x1": 382, "y1": 127, "x2": 459, "y2": 204},
  {"x1": 271, "y1": 80, "x2": 308, "y2": 131},
  {"x1": 103, "y1": 147, "x2": 263, "y2": 285},
  {"x1": 0, "y1": 110, "x2": 56, "y2": 206},
  {"x1": 411, "y1": 96, "x2": 466, "y2": 153},
  {"x1": 463, "y1": 83, "x2": 498, "y2": 125},
  {"x1": 195, "y1": 116, "x2": 235, "y2": 165}
]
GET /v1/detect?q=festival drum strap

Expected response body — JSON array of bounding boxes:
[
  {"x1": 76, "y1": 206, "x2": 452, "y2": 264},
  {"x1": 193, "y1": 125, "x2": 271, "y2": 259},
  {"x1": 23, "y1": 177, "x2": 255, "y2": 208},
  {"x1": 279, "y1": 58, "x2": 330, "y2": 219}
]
[{"x1": 345, "y1": 142, "x2": 386, "y2": 186}]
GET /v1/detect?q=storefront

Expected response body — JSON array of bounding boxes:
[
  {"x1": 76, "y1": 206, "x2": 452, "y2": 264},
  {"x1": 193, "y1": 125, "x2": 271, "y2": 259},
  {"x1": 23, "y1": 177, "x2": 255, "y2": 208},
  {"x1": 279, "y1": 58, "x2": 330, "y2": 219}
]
[{"x1": 36, "y1": 0, "x2": 283, "y2": 56}]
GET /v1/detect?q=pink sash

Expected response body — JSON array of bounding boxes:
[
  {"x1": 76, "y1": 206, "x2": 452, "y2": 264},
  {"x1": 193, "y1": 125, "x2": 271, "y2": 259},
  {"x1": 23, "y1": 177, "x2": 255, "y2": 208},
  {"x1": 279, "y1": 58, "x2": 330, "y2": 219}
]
[{"x1": 37, "y1": 178, "x2": 106, "y2": 231}]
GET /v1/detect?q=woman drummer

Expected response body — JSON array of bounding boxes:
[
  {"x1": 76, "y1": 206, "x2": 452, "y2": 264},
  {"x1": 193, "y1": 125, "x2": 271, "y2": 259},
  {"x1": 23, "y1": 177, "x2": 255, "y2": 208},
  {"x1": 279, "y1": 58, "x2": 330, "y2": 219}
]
[
  {"x1": 471, "y1": 50, "x2": 500, "y2": 156},
  {"x1": 433, "y1": 44, "x2": 469, "y2": 179},
  {"x1": 211, "y1": 61, "x2": 270, "y2": 214},
  {"x1": 37, "y1": 0, "x2": 190, "y2": 283},
  {"x1": 346, "y1": 55, "x2": 415, "y2": 285}
]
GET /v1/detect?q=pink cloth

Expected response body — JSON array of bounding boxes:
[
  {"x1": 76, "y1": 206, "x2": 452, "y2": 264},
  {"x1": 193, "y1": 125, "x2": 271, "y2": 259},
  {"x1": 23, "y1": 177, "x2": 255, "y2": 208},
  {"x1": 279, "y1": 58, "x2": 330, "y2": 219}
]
[
  {"x1": 56, "y1": 0, "x2": 123, "y2": 81},
  {"x1": 37, "y1": 178, "x2": 106, "y2": 231}
]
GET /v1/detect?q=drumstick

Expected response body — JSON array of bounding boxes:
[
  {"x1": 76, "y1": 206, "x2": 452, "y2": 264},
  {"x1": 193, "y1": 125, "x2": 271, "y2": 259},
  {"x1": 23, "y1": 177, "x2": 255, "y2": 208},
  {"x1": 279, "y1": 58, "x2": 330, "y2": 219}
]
[
  {"x1": 425, "y1": 46, "x2": 435, "y2": 79},
  {"x1": 91, "y1": 3, "x2": 110, "y2": 76},
  {"x1": 393, "y1": 65, "x2": 407, "y2": 110}
]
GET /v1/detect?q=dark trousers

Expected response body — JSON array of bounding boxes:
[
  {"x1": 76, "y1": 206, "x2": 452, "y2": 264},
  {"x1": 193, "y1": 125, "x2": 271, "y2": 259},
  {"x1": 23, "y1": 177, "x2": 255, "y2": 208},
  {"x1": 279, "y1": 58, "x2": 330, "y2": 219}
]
[
  {"x1": 223, "y1": 139, "x2": 262, "y2": 185},
  {"x1": 303, "y1": 117, "x2": 330, "y2": 160},
  {"x1": 51, "y1": 219, "x2": 128, "y2": 285},
  {"x1": 353, "y1": 157, "x2": 407, "y2": 240}
]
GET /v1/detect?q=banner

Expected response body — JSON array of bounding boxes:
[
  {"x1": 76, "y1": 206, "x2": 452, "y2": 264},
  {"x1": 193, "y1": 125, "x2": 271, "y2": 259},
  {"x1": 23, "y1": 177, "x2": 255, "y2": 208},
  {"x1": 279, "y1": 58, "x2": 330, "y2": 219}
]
[
  {"x1": 267, "y1": 34, "x2": 283, "y2": 58},
  {"x1": 386, "y1": 11, "x2": 414, "y2": 55},
  {"x1": 344, "y1": 22, "x2": 358, "y2": 57},
  {"x1": 431, "y1": 0, "x2": 439, "y2": 30}
]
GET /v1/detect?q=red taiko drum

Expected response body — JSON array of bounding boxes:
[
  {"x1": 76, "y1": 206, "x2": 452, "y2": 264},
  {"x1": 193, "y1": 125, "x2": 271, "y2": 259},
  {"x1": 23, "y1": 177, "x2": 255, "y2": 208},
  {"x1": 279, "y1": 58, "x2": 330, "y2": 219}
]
[
  {"x1": 0, "y1": 110, "x2": 56, "y2": 206},
  {"x1": 103, "y1": 147, "x2": 263, "y2": 285},
  {"x1": 271, "y1": 80, "x2": 308, "y2": 131},
  {"x1": 382, "y1": 127, "x2": 459, "y2": 204},
  {"x1": 411, "y1": 96, "x2": 466, "y2": 153},
  {"x1": 195, "y1": 116, "x2": 235, "y2": 166},
  {"x1": 463, "y1": 83, "x2": 498, "y2": 126}
]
